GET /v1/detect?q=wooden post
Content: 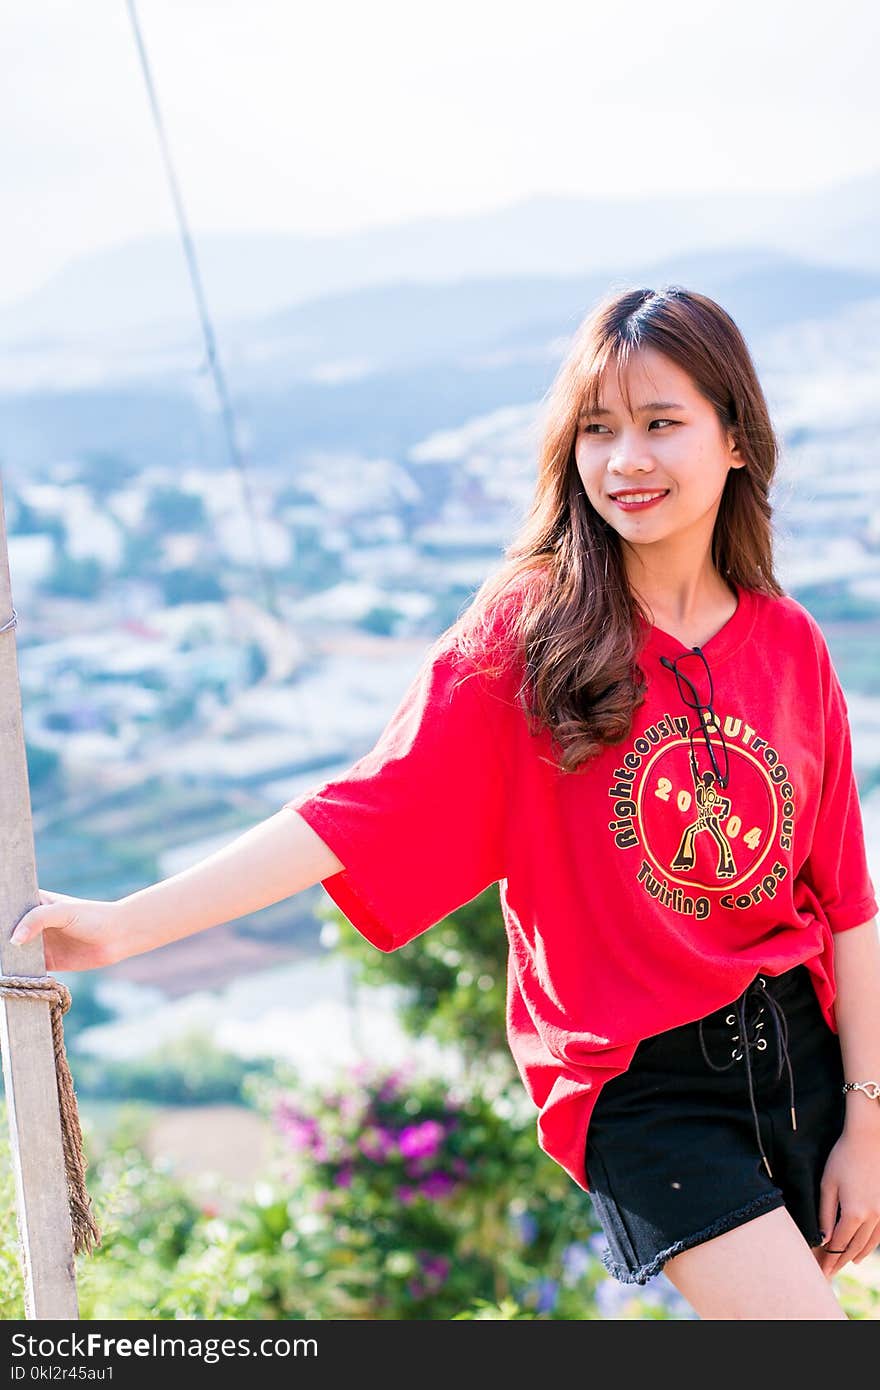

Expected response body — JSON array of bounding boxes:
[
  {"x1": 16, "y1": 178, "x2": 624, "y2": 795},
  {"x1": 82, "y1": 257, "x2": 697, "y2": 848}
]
[{"x1": 0, "y1": 467, "x2": 79, "y2": 1319}]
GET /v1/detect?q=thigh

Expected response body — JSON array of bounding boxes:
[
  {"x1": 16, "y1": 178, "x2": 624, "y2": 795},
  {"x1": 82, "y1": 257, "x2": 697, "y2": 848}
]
[{"x1": 662, "y1": 1205, "x2": 848, "y2": 1320}]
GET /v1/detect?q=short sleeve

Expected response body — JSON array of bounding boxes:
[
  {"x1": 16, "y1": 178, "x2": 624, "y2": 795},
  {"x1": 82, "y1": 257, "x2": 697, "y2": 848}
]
[
  {"x1": 799, "y1": 665, "x2": 878, "y2": 934},
  {"x1": 282, "y1": 642, "x2": 508, "y2": 952}
]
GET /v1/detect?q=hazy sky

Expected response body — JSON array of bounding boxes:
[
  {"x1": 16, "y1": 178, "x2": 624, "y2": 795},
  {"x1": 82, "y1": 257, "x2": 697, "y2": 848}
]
[{"x1": 4, "y1": 0, "x2": 879, "y2": 308}]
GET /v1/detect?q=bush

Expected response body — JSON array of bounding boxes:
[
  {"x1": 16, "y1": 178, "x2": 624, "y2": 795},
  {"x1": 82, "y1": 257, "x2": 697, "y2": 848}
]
[
  {"x1": 331, "y1": 888, "x2": 511, "y2": 1075},
  {"x1": 253, "y1": 1059, "x2": 610, "y2": 1319},
  {"x1": 70, "y1": 1030, "x2": 276, "y2": 1107},
  {"x1": 2, "y1": 1089, "x2": 875, "y2": 1320}
]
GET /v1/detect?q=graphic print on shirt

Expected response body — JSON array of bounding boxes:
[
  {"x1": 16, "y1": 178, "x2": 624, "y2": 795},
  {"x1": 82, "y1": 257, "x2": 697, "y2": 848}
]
[
  {"x1": 670, "y1": 761, "x2": 735, "y2": 877},
  {"x1": 606, "y1": 707, "x2": 796, "y2": 920}
]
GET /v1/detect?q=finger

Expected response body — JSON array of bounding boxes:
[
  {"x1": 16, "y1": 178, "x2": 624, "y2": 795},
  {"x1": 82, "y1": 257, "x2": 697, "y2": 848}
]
[
  {"x1": 7, "y1": 890, "x2": 61, "y2": 945},
  {"x1": 821, "y1": 1217, "x2": 863, "y2": 1275},
  {"x1": 817, "y1": 1184, "x2": 840, "y2": 1251},
  {"x1": 9, "y1": 902, "x2": 64, "y2": 946},
  {"x1": 851, "y1": 1217, "x2": 880, "y2": 1264}
]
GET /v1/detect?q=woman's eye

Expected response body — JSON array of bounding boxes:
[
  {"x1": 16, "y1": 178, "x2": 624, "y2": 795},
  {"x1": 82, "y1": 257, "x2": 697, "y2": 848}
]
[{"x1": 580, "y1": 419, "x2": 678, "y2": 434}]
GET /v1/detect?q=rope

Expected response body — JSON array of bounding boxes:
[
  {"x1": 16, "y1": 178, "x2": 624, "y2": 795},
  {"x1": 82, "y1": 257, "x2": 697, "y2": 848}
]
[{"x1": 0, "y1": 975, "x2": 101, "y2": 1255}]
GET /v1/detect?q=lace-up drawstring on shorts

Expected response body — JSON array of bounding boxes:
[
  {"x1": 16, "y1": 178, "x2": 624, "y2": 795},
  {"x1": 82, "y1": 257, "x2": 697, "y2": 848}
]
[
  {"x1": 697, "y1": 973, "x2": 797, "y2": 1180},
  {"x1": 583, "y1": 964, "x2": 846, "y2": 1286}
]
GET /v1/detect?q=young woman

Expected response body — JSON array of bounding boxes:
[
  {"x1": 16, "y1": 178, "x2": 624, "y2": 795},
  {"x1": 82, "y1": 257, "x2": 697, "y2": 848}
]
[{"x1": 11, "y1": 286, "x2": 880, "y2": 1321}]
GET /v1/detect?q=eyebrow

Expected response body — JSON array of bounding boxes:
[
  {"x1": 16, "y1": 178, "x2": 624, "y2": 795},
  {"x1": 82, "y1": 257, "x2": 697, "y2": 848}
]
[{"x1": 579, "y1": 400, "x2": 686, "y2": 417}]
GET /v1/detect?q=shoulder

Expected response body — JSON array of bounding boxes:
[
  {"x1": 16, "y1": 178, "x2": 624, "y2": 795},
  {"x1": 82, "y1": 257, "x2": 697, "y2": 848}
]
[
  {"x1": 750, "y1": 586, "x2": 833, "y2": 664},
  {"x1": 750, "y1": 585, "x2": 846, "y2": 720}
]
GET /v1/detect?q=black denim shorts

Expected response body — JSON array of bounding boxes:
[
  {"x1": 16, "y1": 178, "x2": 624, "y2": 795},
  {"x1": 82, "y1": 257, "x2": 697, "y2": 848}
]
[{"x1": 585, "y1": 963, "x2": 846, "y2": 1285}]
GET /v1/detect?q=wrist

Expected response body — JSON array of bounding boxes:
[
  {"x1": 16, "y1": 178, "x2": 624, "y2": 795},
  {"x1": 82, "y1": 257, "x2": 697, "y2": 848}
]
[
  {"x1": 843, "y1": 1080, "x2": 880, "y2": 1131},
  {"x1": 112, "y1": 892, "x2": 164, "y2": 961}
]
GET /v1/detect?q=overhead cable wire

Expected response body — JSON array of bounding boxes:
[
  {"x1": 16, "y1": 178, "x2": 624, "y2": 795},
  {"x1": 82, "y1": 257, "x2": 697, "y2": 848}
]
[{"x1": 124, "y1": 0, "x2": 280, "y2": 618}]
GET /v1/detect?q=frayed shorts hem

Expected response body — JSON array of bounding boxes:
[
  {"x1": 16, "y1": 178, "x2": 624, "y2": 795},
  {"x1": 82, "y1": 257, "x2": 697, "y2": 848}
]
[{"x1": 600, "y1": 1191, "x2": 786, "y2": 1286}]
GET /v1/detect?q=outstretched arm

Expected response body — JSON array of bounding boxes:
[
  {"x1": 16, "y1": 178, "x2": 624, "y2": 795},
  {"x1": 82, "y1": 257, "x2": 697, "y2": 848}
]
[{"x1": 9, "y1": 808, "x2": 343, "y2": 972}]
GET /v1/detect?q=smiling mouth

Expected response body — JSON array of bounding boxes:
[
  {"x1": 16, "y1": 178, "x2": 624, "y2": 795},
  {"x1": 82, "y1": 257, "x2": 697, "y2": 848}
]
[{"x1": 609, "y1": 489, "x2": 670, "y2": 505}]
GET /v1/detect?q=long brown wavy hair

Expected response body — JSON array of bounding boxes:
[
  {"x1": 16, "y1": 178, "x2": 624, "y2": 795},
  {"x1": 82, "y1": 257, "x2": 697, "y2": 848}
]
[{"x1": 447, "y1": 284, "x2": 787, "y2": 773}]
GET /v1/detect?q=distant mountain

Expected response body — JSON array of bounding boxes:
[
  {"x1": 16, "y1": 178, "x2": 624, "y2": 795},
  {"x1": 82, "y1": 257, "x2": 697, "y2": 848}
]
[
  {"x1": 3, "y1": 248, "x2": 879, "y2": 397},
  {"x1": 229, "y1": 250, "x2": 880, "y2": 384},
  {"x1": 0, "y1": 168, "x2": 878, "y2": 343},
  {"x1": 1, "y1": 248, "x2": 878, "y2": 477}
]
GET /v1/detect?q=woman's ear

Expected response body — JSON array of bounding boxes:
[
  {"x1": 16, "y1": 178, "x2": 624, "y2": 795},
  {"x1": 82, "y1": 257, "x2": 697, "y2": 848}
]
[{"x1": 727, "y1": 429, "x2": 743, "y2": 462}]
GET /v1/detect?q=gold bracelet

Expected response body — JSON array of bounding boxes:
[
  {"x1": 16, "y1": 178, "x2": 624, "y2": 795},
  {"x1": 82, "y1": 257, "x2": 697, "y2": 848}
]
[{"x1": 843, "y1": 1081, "x2": 880, "y2": 1100}]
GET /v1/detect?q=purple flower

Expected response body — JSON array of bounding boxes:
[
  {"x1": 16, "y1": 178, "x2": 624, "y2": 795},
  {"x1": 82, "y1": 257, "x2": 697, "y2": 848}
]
[
  {"x1": 561, "y1": 1241, "x2": 593, "y2": 1283},
  {"x1": 396, "y1": 1184, "x2": 417, "y2": 1205},
  {"x1": 525, "y1": 1278, "x2": 559, "y2": 1314},
  {"x1": 275, "y1": 1107, "x2": 324, "y2": 1155},
  {"x1": 334, "y1": 1165, "x2": 353, "y2": 1188},
  {"x1": 339, "y1": 1092, "x2": 362, "y2": 1121},
  {"x1": 376, "y1": 1070, "x2": 408, "y2": 1101},
  {"x1": 416, "y1": 1172, "x2": 457, "y2": 1200},
  {"x1": 511, "y1": 1211, "x2": 539, "y2": 1245},
  {"x1": 418, "y1": 1253, "x2": 451, "y2": 1288},
  {"x1": 272, "y1": 1099, "x2": 305, "y2": 1129},
  {"x1": 595, "y1": 1278, "x2": 634, "y2": 1319},
  {"x1": 398, "y1": 1120, "x2": 445, "y2": 1161}
]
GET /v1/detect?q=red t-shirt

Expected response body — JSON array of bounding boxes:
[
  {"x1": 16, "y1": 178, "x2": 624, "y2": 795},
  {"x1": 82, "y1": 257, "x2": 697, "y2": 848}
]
[{"x1": 284, "y1": 580, "x2": 879, "y2": 1191}]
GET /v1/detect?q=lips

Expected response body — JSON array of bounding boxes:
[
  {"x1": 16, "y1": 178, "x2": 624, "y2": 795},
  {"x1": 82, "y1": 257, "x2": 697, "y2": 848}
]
[
  {"x1": 608, "y1": 489, "x2": 670, "y2": 500},
  {"x1": 609, "y1": 489, "x2": 670, "y2": 513}
]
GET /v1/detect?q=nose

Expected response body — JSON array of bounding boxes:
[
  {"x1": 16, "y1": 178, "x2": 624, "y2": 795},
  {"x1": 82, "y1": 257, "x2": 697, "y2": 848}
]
[
  {"x1": 607, "y1": 450, "x2": 658, "y2": 484},
  {"x1": 605, "y1": 431, "x2": 657, "y2": 476}
]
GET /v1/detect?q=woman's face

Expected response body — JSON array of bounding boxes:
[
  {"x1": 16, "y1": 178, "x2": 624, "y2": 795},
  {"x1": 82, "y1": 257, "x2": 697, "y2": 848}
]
[{"x1": 573, "y1": 346, "x2": 744, "y2": 556}]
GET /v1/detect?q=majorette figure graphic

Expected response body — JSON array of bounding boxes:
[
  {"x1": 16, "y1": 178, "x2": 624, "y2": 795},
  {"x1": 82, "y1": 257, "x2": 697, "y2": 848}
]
[{"x1": 670, "y1": 732, "x2": 736, "y2": 879}]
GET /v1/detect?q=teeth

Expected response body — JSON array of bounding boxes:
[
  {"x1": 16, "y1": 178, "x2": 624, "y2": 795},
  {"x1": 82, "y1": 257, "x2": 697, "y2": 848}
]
[{"x1": 614, "y1": 491, "x2": 667, "y2": 503}]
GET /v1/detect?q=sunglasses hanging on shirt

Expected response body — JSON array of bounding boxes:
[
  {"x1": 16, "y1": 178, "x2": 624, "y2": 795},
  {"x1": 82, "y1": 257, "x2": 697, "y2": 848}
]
[{"x1": 659, "y1": 646, "x2": 731, "y2": 791}]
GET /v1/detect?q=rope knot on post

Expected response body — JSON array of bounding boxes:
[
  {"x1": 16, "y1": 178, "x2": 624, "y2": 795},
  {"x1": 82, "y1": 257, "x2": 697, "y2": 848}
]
[{"x1": 0, "y1": 974, "x2": 101, "y2": 1255}]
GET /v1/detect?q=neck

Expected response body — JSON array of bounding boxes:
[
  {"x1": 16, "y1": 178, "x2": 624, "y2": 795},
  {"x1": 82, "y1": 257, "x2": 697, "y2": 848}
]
[{"x1": 626, "y1": 565, "x2": 735, "y2": 629}]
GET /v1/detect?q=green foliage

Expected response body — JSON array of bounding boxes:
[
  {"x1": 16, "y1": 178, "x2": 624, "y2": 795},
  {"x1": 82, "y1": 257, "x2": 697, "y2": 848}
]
[
  {"x1": 2, "y1": 1079, "x2": 877, "y2": 1320},
  {"x1": 331, "y1": 888, "x2": 512, "y2": 1075},
  {"x1": 58, "y1": 974, "x2": 117, "y2": 1048},
  {"x1": 74, "y1": 1108, "x2": 211, "y2": 1320},
  {"x1": 252, "y1": 1060, "x2": 611, "y2": 1319},
  {"x1": 70, "y1": 1030, "x2": 276, "y2": 1107},
  {"x1": 452, "y1": 1297, "x2": 538, "y2": 1318}
]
